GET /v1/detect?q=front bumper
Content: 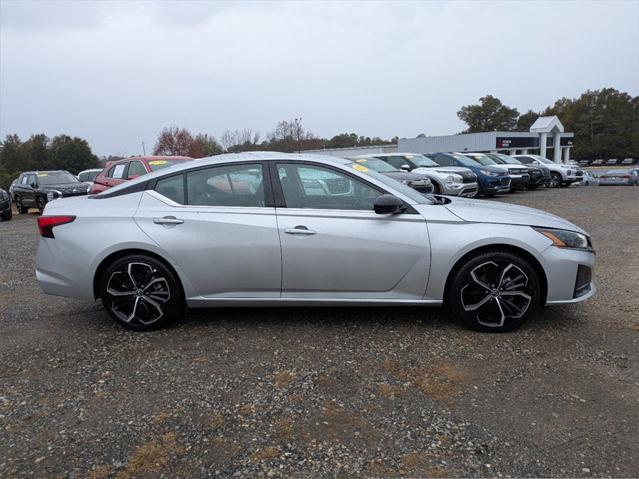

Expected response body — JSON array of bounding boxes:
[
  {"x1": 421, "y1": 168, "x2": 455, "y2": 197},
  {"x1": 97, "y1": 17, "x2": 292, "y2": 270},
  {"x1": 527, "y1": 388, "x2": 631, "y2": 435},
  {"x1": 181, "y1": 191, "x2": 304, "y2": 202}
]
[
  {"x1": 509, "y1": 175, "x2": 529, "y2": 190},
  {"x1": 441, "y1": 182, "x2": 479, "y2": 197},
  {"x1": 0, "y1": 198, "x2": 10, "y2": 213},
  {"x1": 543, "y1": 246, "x2": 596, "y2": 305},
  {"x1": 482, "y1": 177, "x2": 511, "y2": 194}
]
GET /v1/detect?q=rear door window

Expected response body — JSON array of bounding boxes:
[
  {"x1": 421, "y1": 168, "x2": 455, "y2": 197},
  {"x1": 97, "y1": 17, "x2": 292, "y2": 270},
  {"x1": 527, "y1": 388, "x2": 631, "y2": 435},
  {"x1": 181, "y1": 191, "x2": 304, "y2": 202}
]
[{"x1": 186, "y1": 164, "x2": 265, "y2": 207}]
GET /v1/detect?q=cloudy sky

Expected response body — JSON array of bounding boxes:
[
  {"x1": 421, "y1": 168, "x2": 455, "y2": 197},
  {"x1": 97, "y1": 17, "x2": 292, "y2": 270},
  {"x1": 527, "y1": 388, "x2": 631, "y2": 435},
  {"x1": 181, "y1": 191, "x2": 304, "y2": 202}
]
[{"x1": 1, "y1": 0, "x2": 638, "y2": 156}]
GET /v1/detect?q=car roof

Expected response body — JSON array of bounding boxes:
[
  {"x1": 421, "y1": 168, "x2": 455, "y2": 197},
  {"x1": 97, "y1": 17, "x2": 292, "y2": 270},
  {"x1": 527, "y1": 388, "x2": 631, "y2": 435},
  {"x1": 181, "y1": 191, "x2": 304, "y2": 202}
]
[
  {"x1": 96, "y1": 152, "x2": 351, "y2": 196},
  {"x1": 20, "y1": 170, "x2": 68, "y2": 174}
]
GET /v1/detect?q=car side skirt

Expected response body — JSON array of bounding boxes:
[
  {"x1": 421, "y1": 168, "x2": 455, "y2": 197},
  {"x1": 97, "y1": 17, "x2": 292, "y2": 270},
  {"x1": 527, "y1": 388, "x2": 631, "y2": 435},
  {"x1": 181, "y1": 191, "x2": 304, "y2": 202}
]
[{"x1": 186, "y1": 297, "x2": 444, "y2": 308}]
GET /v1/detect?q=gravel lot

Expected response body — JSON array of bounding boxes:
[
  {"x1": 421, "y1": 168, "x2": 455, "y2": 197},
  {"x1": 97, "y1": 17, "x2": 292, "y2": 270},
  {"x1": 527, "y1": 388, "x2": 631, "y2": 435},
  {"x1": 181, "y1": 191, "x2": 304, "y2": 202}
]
[{"x1": 1, "y1": 186, "x2": 638, "y2": 478}]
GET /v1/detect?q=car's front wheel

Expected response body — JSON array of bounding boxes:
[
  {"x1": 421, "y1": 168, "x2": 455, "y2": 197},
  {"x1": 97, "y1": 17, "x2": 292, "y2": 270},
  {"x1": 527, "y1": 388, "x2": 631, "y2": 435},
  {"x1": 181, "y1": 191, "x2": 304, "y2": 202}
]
[
  {"x1": 100, "y1": 255, "x2": 184, "y2": 331},
  {"x1": 549, "y1": 172, "x2": 562, "y2": 188},
  {"x1": 15, "y1": 197, "x2": 28, "y2": 214},
  {"x1": 447, "y1": 250, "x2": 541, "y2": 332}
]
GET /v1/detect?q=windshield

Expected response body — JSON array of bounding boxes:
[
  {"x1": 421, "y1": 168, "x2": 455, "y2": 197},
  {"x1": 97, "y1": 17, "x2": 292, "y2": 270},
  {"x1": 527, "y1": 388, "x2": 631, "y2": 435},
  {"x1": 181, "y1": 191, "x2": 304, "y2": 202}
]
[
  {"x1": 36, "y1": 171, "x2": 79, "y2": 185},
  {"x1": 147, "y1": 159, "x2": 191, "y2": 172},
  {"x1": 491, "y1": 153, "x2": 521, "y2": 165},
  {"x1": 465, "y1": 154, "x2": 498, "y2": 166},
  {"x1": 532, "y1": 156, "x2": 554, "y2": 164},
  {"x1": 352, "y1": 158, "x2": 398, "y2": 172},
  {"x1": 347, "y1": 161, "x2": 434, "y2": 204},
  {"x1": 79, "y1": 170, "x2": 100, "y2": 182},
  {"x1": 403, "y1": 154, "x2": 439, "y2": 167},
  {"x1": 448, "y1": 153, "x2": 478, "y2": 168}
]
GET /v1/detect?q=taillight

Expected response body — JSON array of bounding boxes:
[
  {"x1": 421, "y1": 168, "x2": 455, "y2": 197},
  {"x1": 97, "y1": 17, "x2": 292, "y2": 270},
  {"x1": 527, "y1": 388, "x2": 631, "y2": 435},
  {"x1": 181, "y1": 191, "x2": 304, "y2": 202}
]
[{"x1": 37, "y1": 215, "x2": 76, "y2": 238}]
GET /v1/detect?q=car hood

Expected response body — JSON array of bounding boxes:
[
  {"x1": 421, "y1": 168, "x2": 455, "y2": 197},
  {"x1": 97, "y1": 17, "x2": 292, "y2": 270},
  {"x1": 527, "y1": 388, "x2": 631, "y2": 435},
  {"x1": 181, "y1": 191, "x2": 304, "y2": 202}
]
[
  {"x1": 441, "y1": 196, "x2": 586, "y2": 233},
  {"x1": 41, "y1": 182, "x2": 90, "y2": 191},
  {"x1": 382, "y1": 171, "x2": 431, "y2": 181},
  {"x1": 414, "y1": 166, "x2": 471, "y2": 175}
]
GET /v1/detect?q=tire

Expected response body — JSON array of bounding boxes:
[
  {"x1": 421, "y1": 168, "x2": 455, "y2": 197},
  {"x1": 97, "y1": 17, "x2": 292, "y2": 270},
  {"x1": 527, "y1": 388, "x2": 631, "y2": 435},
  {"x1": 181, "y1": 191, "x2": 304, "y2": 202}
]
[
  {"x1": 432, "y1": 182, "x2": 441, "y2": 195},
  {"x1": 36, "y1": 196, "x2": 47, "y2": 211},
  {"x1": 99, "y1": 255, "x2": 184, "y2": 331},
  {"x1": 16, "y1": 198, "x2": 28, "y2": 214},
  {"x1": 559, "y1": 182, "x2": 569, "y2": 188},
  {"x1": 1, "y1": 209, "x2": 11, "y2": 221},
  {"x1": 549, "y1": 172, "x2": 562, "y2": 188},
  {"x1": 447, "y1": 250, "x2": 541, "y2": 333}
]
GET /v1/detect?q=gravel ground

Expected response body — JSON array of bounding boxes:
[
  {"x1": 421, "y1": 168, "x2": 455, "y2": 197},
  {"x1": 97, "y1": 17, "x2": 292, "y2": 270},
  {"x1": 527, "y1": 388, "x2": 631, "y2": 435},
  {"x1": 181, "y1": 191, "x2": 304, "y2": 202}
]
[{"x1": 0, "y1": 186, "x2": 638, "y2": 478}]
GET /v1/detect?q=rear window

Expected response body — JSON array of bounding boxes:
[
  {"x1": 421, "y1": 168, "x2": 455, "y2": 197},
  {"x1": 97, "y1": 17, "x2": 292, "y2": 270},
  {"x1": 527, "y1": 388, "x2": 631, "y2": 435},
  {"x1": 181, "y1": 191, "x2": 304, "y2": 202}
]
[{"x1": 147, "y1": 159, "x2": 189, "y2": 172}]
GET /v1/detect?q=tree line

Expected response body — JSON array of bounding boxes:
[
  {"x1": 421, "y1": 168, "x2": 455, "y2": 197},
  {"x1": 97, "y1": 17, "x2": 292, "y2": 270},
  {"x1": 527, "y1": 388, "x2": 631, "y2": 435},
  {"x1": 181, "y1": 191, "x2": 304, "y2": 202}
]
[
  {"x1": 1, "y1": 87, "x2": 636, "y2": 190},
  {"x1": 457, "y1": 88, "x2": 638, "y2": 160},
  {"x1": 0, "y1": 134, "x2": 99, "y2": 190},
  {"x1": 152, "y1": 118, "x2": 396, "y2": 157}
]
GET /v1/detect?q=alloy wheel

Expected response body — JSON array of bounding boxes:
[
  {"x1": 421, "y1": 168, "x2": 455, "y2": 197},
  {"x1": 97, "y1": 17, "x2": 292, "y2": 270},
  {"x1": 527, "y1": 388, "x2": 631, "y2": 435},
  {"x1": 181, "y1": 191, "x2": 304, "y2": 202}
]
[
  {"x1": 460, "y1": 260, "x2": 533, "y2": 328},
  {"x1": 105, "y1": 262, "x2": 171, "y2": 326}
]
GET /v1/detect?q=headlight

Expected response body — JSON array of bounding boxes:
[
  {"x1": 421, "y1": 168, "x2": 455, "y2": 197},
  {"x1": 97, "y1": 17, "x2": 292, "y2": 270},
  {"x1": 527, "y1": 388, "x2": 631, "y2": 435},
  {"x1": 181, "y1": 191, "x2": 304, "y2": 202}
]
[
  {"x1": 534, "y1": 227, "x2": 593, "y2": 251},
  {"x1": 46, "y1": 190, "x2": 62, "y2": 201},
  {"x1": 86, "y1": 184, "x2": 92, "y2": 193},
  {"x1": 480, "y1": 169, "x2": 500, "y2": 177},
  {"x1": 445, "y1": 175, "x2": 462, "y2": 184}
]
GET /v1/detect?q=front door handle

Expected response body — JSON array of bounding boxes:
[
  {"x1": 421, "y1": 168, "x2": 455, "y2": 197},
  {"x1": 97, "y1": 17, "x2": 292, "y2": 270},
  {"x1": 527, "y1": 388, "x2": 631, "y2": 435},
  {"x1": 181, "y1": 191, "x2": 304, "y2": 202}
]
[
  {"x1": 284, "y1": 225, "x2": 316, "y2": 235},
  {"x1": 153, "y1": 216, "x2": 184, "y2": 225}
]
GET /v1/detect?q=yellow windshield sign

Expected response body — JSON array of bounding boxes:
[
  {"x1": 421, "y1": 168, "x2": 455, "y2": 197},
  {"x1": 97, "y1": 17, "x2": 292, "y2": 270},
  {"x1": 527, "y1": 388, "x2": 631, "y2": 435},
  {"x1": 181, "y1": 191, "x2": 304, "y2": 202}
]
[
  {"x1": 148, "y1": 160, "x2": 168, "y2": 166},
  {"x1": 37, "y1": 173, "x2": 48, "y2": 177},
  {"x1": 355, "y1": 159, "x2": 367, "y2": 163},
  {"x1": 352, "y1": 164, "x2": 368, "y2": 173}
]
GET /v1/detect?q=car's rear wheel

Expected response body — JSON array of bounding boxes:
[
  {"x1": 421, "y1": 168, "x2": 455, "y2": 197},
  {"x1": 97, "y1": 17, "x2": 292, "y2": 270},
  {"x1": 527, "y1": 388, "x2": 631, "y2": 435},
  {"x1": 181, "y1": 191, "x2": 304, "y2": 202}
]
[
  {"x1": 447, "y1": 250, "x2": 541, "y2": 332},
  {"x1": 100, "y1": 255, "x2": 183, "y2": 331}
]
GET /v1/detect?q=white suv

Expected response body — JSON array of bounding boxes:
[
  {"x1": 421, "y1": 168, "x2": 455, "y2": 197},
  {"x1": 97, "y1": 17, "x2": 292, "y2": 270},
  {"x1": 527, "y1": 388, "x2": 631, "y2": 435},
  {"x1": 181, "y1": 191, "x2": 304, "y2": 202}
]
[{"x1": 513, "y1": 154, "x2": 584, "y2": 188}]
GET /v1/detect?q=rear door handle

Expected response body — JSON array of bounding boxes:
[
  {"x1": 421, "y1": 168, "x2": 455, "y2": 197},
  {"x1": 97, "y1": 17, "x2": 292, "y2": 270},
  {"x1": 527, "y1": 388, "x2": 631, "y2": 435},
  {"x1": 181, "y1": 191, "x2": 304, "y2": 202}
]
[
  {"x1": 153, "y1": 216, "x2": 184, "y2": 225},
  {"x1": 284, "y1": 225, "x2": 316, "y2": 235}
]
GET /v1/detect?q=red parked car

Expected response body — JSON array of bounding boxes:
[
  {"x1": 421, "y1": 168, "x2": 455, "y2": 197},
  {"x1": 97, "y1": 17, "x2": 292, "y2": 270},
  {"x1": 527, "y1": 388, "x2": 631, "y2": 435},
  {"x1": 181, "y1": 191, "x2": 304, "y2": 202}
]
[{"x1": 90, "y1": 156, "x2": 193, "y2": 194}]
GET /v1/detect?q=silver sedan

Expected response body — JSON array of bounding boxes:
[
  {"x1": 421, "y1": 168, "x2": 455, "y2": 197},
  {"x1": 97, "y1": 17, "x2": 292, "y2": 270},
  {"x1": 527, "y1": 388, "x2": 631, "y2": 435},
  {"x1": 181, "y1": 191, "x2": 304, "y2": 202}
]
[{"x1": 35, "y1": 153, "x2": 595, "y2": 333}]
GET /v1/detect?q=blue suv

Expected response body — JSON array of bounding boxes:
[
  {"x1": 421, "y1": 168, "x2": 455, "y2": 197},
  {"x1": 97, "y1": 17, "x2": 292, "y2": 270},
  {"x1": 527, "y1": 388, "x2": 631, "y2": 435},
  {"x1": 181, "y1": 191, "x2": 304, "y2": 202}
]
[{"x1": 426, "y1": 152, "x2": 511, "y2": 197}]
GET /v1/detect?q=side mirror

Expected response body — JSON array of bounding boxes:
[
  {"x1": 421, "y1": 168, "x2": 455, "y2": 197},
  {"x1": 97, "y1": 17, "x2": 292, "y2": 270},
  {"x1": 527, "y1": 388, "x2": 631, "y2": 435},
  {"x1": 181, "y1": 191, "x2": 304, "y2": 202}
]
[
  {"x1": 30, "y1": 182, "x2": 38, "y2": 188},
  {"x1": 374, "y1": 194, "x2": 405, "y2": 215},
  {"x1": 400, "y1": 164, "x2": 411, "y2": 171}
]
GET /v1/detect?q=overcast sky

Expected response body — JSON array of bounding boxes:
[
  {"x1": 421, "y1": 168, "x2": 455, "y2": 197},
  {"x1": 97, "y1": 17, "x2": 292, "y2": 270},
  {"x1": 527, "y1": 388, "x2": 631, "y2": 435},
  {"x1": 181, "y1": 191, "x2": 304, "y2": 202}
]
[{"x1": 1, "y1": 0, "x2": 638, "y2": 156}]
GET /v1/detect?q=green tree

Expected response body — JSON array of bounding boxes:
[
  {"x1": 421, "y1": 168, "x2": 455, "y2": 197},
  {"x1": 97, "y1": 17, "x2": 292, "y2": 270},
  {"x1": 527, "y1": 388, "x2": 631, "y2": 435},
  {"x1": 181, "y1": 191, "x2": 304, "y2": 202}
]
[
  {"x1": 21, "y1": 134, "x2": 51, "y2": 170},
  {"x1": 544, "y1": 88, "x2": 638, "y2": 160},
  {"x1": 49, "y1": 135, "x2": 99, "y2": 173},
  {"x1": 0, "y1": 134, "x2": 25, "y2": 190},
  {"x1": 192, "y1": 134, "x2": 223, "y2": 157},
  {"x1": 457, "y1": 95, "x2": 519, "y2": 132},
  {"x1": 515, "y1": 110, "x2": 539, "y2": 132}
]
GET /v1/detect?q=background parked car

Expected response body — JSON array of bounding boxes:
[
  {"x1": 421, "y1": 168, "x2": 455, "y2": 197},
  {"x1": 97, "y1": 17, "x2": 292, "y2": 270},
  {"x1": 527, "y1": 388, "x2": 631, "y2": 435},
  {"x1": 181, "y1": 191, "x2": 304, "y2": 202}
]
[
  {"x1": 368, "y1": 153, "x2": 478, "y2": 197},
  {"x1": 463, "y1": 152, "x2": 530, "y2": 191},
  {"x1": 580, "y1": 170, "x2": 600, "y2": 186},
  {"x1": 11, "y1": 170, "x2": 91, "y2": 213},
  {"x1": 598, "y1": 168, "x2": 639, "y2": 186},
  {"x1": 77, "y1": 168, "x2": 103, "y2": 185},
  {"x1": 485, "y1": 152, "x2": 550, "y2": 189},
  {"x1": 513, "y1": 154, "x2": 584, "y2": 188},
  {"x1": 427, "y1": 152, "x2": 510, "y2": 197},
  {"x1": 90, "y1": 156, "x2": 193, "y2": 194},
  {"x1": 347, "y1": 157, "x2": 433, "y2": 194},
  {"x1": 0, "y1": 187, "x2": 12, "y2": 221},
  {"x1": 621, "y1": 158, "x2": 636, "y2": 165}
]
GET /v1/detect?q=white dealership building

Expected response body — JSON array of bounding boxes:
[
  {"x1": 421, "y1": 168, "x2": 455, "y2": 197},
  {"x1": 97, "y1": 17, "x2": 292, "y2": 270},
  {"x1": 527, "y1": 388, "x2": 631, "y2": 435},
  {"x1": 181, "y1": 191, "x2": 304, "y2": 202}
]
[{"x1": 307, "y1": 116, "x2": 575, "y2": 163}]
